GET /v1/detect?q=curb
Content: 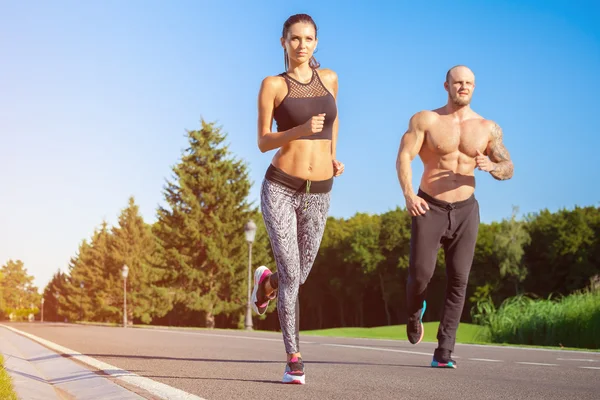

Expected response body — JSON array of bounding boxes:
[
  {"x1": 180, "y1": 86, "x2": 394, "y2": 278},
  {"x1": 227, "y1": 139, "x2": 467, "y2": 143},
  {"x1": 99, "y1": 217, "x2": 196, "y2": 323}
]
[{"x1": 0, "y1": 324, "x2": 206, "y2": 400}]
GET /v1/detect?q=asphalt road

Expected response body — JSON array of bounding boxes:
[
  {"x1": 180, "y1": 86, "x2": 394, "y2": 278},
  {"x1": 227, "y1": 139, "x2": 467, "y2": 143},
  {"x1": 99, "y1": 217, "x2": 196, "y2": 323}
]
[{"x1": 6, "y1": 322, "x2": 600, "y2": 400}]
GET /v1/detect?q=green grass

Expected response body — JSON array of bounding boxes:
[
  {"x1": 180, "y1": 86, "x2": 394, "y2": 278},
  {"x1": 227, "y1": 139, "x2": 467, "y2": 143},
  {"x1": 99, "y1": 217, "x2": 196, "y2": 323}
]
[
  {"x1": 302, "y1": 322, "x2": 491, "y2": 344},
  {"x1": 77, "y1": 321, "x2": 120, "y2": 327},
  {"x1": 76, "y1": 290, "x2": 600, "y2": 351},
  {"x1": 486, "y1": 290, "x2": 600, "y2": 349},
  {"x1": 77, "y1": 321, "x2": 237, "y2": 332},
  {"x1": 0, "y1": 355, "x2": 18, "y2": 400}
]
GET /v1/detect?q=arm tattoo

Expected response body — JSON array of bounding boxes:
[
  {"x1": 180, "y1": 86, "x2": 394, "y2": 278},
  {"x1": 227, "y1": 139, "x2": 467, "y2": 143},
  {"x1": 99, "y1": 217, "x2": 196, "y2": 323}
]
[{"x1": 488, "y1": 123, "x2": 514, "y2": 180}]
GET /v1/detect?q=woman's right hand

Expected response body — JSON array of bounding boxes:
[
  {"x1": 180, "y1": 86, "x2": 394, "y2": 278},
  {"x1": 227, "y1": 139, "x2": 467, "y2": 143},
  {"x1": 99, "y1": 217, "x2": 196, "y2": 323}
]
[{"x1": 299, "y1": 113, "x2": 326, "y2": 136}]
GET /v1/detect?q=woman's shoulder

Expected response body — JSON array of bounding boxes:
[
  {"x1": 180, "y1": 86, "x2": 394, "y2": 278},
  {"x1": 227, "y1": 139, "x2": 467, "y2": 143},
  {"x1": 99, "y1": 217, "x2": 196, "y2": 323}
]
[
  {"x1": 316, "y1": 68, "x2": 338, "y2": 83},
  {"x1": 261, "y1": 73, "x2": 286, "y2": 86}
]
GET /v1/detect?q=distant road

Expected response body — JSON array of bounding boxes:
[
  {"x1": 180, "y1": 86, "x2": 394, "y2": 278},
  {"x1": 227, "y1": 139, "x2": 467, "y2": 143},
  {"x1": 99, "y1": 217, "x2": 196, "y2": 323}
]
[{"x1": 6, "y1": 322, "x2": 600, "y2": 400}]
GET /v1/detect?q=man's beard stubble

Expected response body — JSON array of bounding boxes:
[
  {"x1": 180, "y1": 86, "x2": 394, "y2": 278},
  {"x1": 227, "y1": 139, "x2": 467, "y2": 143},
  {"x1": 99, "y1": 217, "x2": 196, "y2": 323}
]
[{"x1": 452, "y1": 94, "x2": 471, "y2": 106}]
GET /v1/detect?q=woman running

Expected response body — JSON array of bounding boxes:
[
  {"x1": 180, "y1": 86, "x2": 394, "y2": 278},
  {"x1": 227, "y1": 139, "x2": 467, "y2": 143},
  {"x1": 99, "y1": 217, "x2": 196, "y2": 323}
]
[{"x1": 251, "y1": 13, "x2": 344, "y2": 385}]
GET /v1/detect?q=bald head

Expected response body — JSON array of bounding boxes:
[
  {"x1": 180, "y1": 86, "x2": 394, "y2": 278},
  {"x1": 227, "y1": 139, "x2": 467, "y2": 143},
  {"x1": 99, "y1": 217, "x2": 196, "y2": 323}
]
[
  {"x1": 444, "y1": 65, "x2": 476, "y2": 107},
  {"x1": 445, "y1": 65, "x2": 475, "y2": 84}
]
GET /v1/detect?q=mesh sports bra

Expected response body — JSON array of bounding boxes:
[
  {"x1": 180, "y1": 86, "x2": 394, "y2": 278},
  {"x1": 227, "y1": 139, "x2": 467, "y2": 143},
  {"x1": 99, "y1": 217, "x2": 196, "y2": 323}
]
[{"x1": 273, "y1": 69, "x2": 338, "y2": 141}]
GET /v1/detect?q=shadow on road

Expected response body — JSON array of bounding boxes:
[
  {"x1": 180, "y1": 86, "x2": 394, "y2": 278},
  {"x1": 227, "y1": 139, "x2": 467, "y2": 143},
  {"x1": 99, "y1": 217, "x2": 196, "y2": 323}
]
[
  {"x1": 81, "y1": 354, "x2": 433, "y2": 369},
  {"x1": 24, "y1": 352, "x2": 433, "y2": 369},
  {"x1": 5, "y1": 367, "x2": 137, "y2": 385},
  {"x1": 138, "y1": 364, "x2": 430, "y2": 385},
  {"x1": 147, "y1": 375, "x2": 286, "y2": 385}
]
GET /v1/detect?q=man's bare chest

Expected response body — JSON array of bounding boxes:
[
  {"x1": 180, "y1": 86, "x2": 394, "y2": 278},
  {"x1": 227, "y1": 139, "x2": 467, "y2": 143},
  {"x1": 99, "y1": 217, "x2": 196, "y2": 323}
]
[{"x1": 424, "y1": 120, "x2": 489, "y2": 157}]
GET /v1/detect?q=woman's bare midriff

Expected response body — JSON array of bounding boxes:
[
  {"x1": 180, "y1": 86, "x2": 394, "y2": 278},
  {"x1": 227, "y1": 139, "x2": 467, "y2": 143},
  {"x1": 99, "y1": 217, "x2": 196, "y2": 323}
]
[{"x1": 271, "y1": 139, "x2": 333, "y2": 181}]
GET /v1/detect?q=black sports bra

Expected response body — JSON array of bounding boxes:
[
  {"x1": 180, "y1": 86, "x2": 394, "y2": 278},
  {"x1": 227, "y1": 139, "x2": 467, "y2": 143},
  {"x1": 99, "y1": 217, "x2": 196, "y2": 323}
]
[{"x1": 273, "y1": 69, "x2": 337, "y2": 141}]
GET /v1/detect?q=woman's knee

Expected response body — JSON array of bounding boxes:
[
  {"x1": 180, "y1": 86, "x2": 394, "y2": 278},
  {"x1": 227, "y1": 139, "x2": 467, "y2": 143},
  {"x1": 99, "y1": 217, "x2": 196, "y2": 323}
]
[{"x1": 279, "y1": 270, "x2": 300, "y2": 288}]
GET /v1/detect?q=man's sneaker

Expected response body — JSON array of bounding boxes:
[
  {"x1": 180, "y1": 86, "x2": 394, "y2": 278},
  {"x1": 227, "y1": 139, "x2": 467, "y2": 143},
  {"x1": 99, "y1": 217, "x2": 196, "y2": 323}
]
[
  {"x1": 251, "y1": 266, "x2": 275, "y2": 315},
  {"x1": 407, "y1": 300, "x2": 427, "y2": 344},
  {"x1": 431, "y1": 348, "x2": 457, "y2": 368},
  {"x1": 282, "y1": 356, "x2": 305, "y2": 384}
]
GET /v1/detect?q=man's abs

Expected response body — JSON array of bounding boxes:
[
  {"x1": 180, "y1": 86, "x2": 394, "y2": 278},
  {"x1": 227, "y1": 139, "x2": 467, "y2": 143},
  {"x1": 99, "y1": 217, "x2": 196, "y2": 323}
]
[{"x1": 419, "y1": 150, "x2": 477, "y2": 203}]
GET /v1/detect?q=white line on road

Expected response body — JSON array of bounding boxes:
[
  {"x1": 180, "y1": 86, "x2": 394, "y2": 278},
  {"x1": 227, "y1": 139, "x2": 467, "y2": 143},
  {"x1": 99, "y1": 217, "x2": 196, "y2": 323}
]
[
  {"x1": 313, "y1": 335, "x2": 600, "y2": 355},
  {"x1": 148, "y1": 328, "x2": 317, "y2": 344},
  {"x1": 557, "y1": 358, "x2": 599, "y2": 362},
  {"x1": 0, "y1": 324, "x2": 206, "y2": 400},
  {"x1": 458, "y1": 342, "x2": 599, "y2": 355},
  {"x1": 155, "y1": 329, "x2": 589, "y2": 365},
  {"x1": 516, "y1": 362, "x2": 558, "y2": 366},
  {"x1": 321, "y1": 343, "x2": 436, "y2": 357},
  {"x1": 85, "y1": 323, "x2": 600, "y2": 356},
  {"x1": 578, "y1": 366, "x2": 600, "y2": 370},
  {"x1": 151, "y1": 329, "x2": 447, "y2": 359}
]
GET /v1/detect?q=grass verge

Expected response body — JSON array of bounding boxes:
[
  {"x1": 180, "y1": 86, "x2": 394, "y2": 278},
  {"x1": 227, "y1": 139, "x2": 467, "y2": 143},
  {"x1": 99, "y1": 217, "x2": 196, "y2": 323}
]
[
  {"x1": 302, "y1": 322, "x2": 599, "y2": 352},
  {"x1": 485, "y1": 290, "x2": 600, "y2": 349},
  {"x1": 302, "y1": 322, "x2": 490, "y2": 344},
  {"x1": 0, "y1": 355, "x2": 18, "y2": 400}
]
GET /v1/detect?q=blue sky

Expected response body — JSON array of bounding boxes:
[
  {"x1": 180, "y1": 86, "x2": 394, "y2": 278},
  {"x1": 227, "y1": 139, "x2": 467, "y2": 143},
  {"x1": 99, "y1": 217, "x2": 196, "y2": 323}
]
[{"x1": 1, "y1": 0, "x2": 599, "y2": 290}]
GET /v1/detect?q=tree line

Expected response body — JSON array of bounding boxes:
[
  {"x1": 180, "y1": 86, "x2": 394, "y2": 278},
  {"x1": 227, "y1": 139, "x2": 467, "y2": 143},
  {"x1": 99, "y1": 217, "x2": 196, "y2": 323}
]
[{"x1": 2, "y1": 120, "x2": 599, "y2": 332}]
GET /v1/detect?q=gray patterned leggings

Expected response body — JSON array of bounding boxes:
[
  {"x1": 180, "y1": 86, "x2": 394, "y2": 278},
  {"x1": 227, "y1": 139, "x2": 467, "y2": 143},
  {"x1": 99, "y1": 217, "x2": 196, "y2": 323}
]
[{"x1": 261, "y1": 178, "x2": 331, "y2": 354}]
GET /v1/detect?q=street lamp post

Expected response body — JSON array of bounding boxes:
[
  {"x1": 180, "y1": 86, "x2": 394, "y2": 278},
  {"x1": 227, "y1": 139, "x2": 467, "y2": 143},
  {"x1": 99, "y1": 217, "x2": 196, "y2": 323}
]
[
  {"x1": 122, "y1": 265, "x2": 129, "y2": 328},
  {"x1": 79, "y1": 281, "x2": 84, "y2": 321},
  {"x1": 41, "y1": 297, "x2": 45, "y2": 323},
  {"x1": 244, "y1": 220, "x2": 257, "y2": 331},
  {"x1": 54, "y1": 292, "x2": 60, "y2": 322}
]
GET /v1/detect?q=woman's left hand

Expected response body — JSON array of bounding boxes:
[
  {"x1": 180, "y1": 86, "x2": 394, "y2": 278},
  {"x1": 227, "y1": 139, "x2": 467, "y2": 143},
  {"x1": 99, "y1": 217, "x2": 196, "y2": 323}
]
[{"x1": 333, "y1": 159, "x2": 345, "y2": 177}]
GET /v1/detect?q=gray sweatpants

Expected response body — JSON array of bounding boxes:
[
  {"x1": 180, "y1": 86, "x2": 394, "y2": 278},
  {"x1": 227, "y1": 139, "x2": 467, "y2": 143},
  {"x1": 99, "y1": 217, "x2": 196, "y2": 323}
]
[{"x1": 260, "y1": 178, "x2": 330, "y2": 354}]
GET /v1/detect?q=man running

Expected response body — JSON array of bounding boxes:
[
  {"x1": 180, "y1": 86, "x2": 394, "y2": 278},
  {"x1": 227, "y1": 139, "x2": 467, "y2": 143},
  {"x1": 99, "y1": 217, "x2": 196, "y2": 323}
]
[{"x1": 396, "y1": 65, "x2": 514, "y2": 368}]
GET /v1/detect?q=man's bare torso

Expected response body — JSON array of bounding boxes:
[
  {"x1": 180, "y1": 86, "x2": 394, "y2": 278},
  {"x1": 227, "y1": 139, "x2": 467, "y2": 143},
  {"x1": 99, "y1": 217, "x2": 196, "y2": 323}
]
[
  {"x1": 397, "y1": 65, "x2": 513, "y2": 217},
  {"x1": 418, "y1": 107, "x2": 493, "y2": 203}
]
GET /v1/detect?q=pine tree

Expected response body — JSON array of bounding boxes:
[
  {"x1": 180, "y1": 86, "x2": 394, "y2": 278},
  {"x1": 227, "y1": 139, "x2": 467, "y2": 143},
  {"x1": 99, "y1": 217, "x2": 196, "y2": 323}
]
[
  {"x1": 110, "y1": 196, "x2": 171, "y2": 324},
  {"x1": 43, "y1": 269, "x2": 70, "y2": 322},
  {"x1": 153, "y1": 120, "x2": 253, "y2": 327},
  {"x1": 65, "y1": 222, "x2": 118, "y2": 323},
  {"x1": 64, "y1": 239, "x2": 97, "y2": 322}
]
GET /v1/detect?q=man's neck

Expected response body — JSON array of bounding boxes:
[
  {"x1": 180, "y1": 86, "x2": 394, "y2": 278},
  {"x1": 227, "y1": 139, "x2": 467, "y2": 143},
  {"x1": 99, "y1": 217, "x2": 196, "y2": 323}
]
[{"x1": 444, "y1": 102, "x2": 472, "y2": 120}]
